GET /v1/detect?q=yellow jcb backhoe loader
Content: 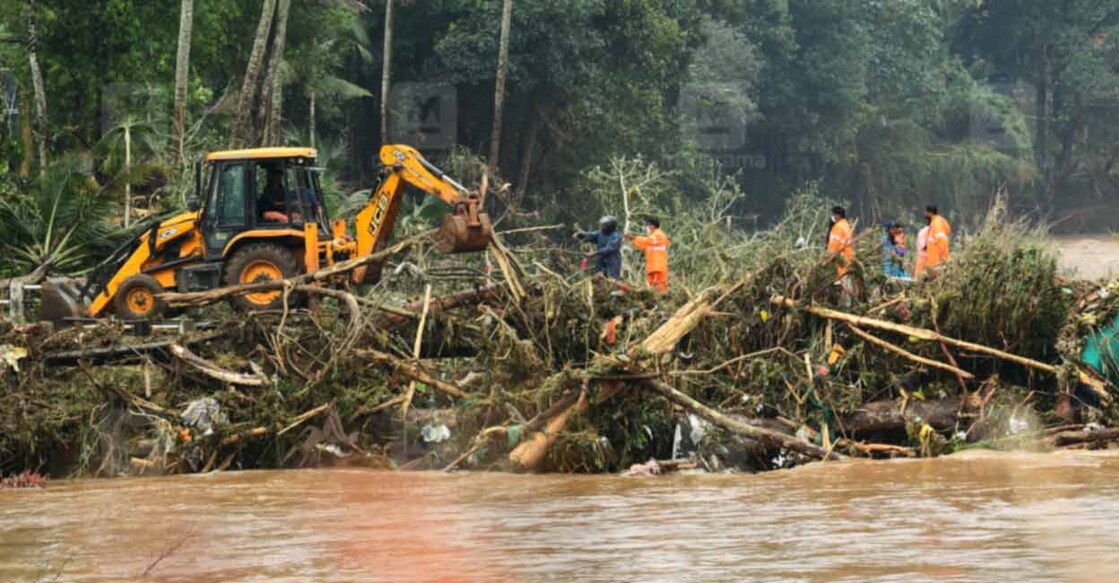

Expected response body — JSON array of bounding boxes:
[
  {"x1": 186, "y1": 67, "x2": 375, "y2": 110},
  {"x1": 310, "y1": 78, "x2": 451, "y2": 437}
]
[{"x1": 40, "y1": 144, "x2": 492, "y2": 322}]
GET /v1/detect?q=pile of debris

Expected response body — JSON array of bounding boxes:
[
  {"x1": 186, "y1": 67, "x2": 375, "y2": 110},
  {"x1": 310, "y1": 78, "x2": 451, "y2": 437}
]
[{"x1": 1, "y1": 201, "x2": 1117, "y2": 479}]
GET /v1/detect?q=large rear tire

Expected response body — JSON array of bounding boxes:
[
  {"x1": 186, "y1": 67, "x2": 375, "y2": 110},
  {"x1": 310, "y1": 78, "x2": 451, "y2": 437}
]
[
  {"x1": 113, "y1": 274, "x2": 168, "y2": 320},
  {"x1": 223, "y1": 243, "x2": 300, "y2": 312}
]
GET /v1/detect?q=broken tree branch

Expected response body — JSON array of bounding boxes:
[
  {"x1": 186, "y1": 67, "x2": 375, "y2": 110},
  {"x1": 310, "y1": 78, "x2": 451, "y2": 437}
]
[
  {"x1": 846, "y1": 324, "x2": 974, "y2": 380},
  {"x1": 357, "y1": 349, "x2": 468, "y2": 399},
  {"x1": 170, "y1": 343, "x2": 265, "y2": 386},
  {"x1": 637, "y1": 379, "x2": 843, "y2": 461}
]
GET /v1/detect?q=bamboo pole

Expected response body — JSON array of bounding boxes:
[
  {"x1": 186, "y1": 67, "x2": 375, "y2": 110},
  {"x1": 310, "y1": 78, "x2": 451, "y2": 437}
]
[{"x1": 770, "y1": 295, "x2": 1060, "y2": 374}]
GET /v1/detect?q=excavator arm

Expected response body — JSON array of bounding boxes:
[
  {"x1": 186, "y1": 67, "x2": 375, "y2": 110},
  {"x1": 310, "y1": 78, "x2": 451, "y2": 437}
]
[{"x1": 352, "y1": 144, "x2": 492, "y2": 283}]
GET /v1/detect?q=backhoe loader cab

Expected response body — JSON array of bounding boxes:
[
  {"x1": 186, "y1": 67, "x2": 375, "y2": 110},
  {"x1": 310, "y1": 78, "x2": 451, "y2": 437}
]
[{"x1": 39, "y1": 144, "x2": 492, "y2": 323}]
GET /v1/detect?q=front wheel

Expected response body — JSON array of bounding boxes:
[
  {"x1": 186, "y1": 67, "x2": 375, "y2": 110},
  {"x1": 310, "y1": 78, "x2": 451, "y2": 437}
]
[
  {"x1": 223, "y1": 243, "x2": 300, "y2": 312},
  {"x1": 113, "y1": 274, "x2": 168, "y2": 320}
]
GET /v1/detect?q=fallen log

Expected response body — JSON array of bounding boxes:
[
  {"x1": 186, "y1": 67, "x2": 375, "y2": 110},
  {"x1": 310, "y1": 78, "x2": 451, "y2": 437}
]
[
  {"x1": 42, "y1": 329, "x2": 228, "y2": 366},
  {"x1": 632, "y1": 270, "x2": 760, "y2": 359},
  {"x1": 161, "y1": 230, "x2": 435, "y2": 308},
  {"x1": 376, "y1": 285, "x2": 504, "y2": 329},
  {"x1": 840, "y1": 397, "x2": 962, "y2": 436},
  {"x1": 1047, "y1": 427, "x2": 1119, "y2": 448},
  {"x1": 637, "y1": 379, "x2": 843, "y2": 461},
  {"x1": 509, "y1": 389, "x2": 587, "y2": 471}
]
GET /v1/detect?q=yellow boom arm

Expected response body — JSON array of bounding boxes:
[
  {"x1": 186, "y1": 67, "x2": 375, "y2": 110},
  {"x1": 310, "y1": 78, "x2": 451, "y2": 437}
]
[{"x1": 352, "y1": 144, "x2": 491, "y2": 283}]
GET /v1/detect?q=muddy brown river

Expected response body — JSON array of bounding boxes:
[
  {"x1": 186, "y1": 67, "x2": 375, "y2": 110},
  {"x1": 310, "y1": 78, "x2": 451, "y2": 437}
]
[{"x1": 2, "y1": 451, "x2": 1119, "y2": 582}]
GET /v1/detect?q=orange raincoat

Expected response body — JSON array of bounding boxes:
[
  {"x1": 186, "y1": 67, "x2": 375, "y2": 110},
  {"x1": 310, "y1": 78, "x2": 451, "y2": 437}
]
[
  {"x1": 926, "y1": 215, "x2": 951, "y2": 269},
  {"x1": 631, "y1": 228, "x2": 670, "y2": 292},
  {"x1": 828, "y1": 218, "x2": 855, "y2": 277}
]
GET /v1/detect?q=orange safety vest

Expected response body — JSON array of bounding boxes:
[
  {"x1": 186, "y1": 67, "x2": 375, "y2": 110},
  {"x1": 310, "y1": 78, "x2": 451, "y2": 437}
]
[
  {"x1": 632, "y1": 228, "x2": 670, "y2": 274},
  {"x1": 926, "y1": 215, "x2": 951, "y2": 268},
  {"x1": 828, "y1": 219, "x2": 855, "y2": 276}
]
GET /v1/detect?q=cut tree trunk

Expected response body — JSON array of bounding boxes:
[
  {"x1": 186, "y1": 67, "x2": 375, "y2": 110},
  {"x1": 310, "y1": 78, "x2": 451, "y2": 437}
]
[
  {"x1": 488, "y1": 0, "x2": 513, "y2": 170},
  {"x1": 260, "y1": 0, "x2": 291, "y2": 146},
  {"x1": 232, "y1": 0, "x2": 277, "y2": 147},
  {"x1": 172, "y1": 0, "x2": 194, "y2": 163},
  {"x1": 27, "y1": 0, "x2": 48, "y2": 174},
  {"x1": 841, "y1": 397, "x2": 962, "y2": 437},
  {"x1": 379, "y1": 0, "x2": 393, "y2": 142}
]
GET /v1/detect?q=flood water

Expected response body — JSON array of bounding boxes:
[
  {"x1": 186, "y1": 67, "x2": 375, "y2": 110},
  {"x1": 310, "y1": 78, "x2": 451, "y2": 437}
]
[{"x1": 2, "y1": 451, "x2": 1118, "y2": 582}]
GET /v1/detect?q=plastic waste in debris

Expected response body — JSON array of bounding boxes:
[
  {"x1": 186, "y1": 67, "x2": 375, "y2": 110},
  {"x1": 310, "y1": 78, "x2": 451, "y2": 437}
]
[
  {"x1": 0, "y1": 344, "x2": 28, "y2": 372},
  {"x1": 1008, "y1": 415, "x2": 1029, "y2": 435},
  {"x1": 421, "y1": 424, "x2": 451, "y2": 443},
  {"x1": 627, "y1": 458, "x2": 660, "y2": 476},
  {"x1": 181, "y1": 397, "x2": 227, "y2": 436}
]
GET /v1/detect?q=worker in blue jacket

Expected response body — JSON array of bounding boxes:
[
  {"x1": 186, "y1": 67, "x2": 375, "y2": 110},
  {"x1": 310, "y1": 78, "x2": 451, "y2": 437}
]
[{"x1": 574, "y1": 215, "x2": 623, "y2": 279}]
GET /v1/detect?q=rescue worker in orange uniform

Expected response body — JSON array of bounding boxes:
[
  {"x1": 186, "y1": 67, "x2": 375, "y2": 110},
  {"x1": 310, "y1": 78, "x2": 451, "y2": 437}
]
[
  {"x1": 827, "y1": 206, "x2": 855, "y2": 278},
  {"x1": 923, "y1": 204, "x2": 951, "y2": 273},
  {"x1": 626, "y1": 217, "x2": 670, "y2": 292}
]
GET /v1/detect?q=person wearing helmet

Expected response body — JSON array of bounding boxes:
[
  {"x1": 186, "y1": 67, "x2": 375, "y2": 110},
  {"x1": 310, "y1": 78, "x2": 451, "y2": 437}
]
[{"x1": 573, "y1": 215, "x2": 623, "y2": 279}]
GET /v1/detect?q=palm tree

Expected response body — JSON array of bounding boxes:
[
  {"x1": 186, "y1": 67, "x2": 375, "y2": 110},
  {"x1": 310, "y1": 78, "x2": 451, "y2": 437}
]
[
  {"x1": 0, "y1": 155, "x2": 119, "y2": 275},
  {"x1": 99, "y1": 117, "x2": 159, "y2": 228}
]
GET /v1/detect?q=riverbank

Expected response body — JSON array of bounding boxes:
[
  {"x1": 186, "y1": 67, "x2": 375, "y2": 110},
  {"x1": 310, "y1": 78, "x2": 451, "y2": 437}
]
[{"x1": 2, "y1": 201, "x2": 1117, "y2": 481}]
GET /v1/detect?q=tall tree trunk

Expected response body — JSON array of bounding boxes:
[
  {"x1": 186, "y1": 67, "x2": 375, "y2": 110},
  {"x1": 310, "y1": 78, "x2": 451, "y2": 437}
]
[
  {"x1": 488, "y1": 0, "x2": 513, "y2": 169},
  {"x1": 172, "y1": 0, "x2": 195, "y2": 164},
  {"x1": 514, "y1": 103, "x2": 540, "y2": 205},
  {"x1": 124, "y1": 124, "x2": 132, "y2": 228},
  {"x1": 380, "y1": 0, "x2": 394, "y2": 143},
  {"x1": 261, "y1": 0, "x2": 291, "y2": 146},
  {"x1": 232, "y1": 0, "x2": 277, "y2": 147},
  {"x1": 1034, "y1": 44, "x2": 1050, "y2": 191},
  {"x1": 18, "y1": 93, "x2": 32, "y2": 176},
  {"x1": 27, "y1": 0, "x2": 48, "y2": 174},
  {"x1": 308, "y1": 90, "x2": 316, "y2": 148}
]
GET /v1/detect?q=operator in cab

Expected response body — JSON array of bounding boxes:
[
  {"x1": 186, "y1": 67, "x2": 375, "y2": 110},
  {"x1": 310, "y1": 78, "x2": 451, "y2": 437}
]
[{"x1": 259, "y1": 167, "x2": 291, "y2": 223}]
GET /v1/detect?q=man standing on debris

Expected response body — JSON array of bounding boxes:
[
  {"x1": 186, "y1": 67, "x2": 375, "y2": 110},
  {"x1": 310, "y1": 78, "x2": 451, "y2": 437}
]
[
  {"x1": 574, "y1": 215, "x2": 623, "y2": 279},
  {"x1": 626, "y1": 216, "x2": 670, "y2": 292},
  {"x1": 828, "y1": 206, "x2": 855, "y2": 278},
  {"x1": 923, "y1": 204, "x2": 951, "y2": 273}
]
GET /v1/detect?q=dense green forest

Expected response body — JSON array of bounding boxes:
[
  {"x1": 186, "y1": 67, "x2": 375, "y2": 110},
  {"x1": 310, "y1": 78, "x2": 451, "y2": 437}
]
[{"x1": 0, "y1": 0, "x2": 1115, "y2": 275}]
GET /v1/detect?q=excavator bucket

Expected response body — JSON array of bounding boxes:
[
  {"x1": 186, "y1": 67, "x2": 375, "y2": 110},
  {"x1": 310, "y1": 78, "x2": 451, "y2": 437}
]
[
  {"x1": 435, "y1": 206, "x2": 493, "y2": 253},
  {"x1": 38, "y1": 280, "x2": 86, "y2": 325}
]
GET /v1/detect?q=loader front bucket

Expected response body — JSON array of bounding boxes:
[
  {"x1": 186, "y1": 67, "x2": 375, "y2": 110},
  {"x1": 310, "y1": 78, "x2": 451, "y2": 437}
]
[
  {"x1": 38, "y1": 280, "x2": 86, "y2": 325},
  {"x1": 435, "y1": 203, "x2": 493, "y2": 253}
]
